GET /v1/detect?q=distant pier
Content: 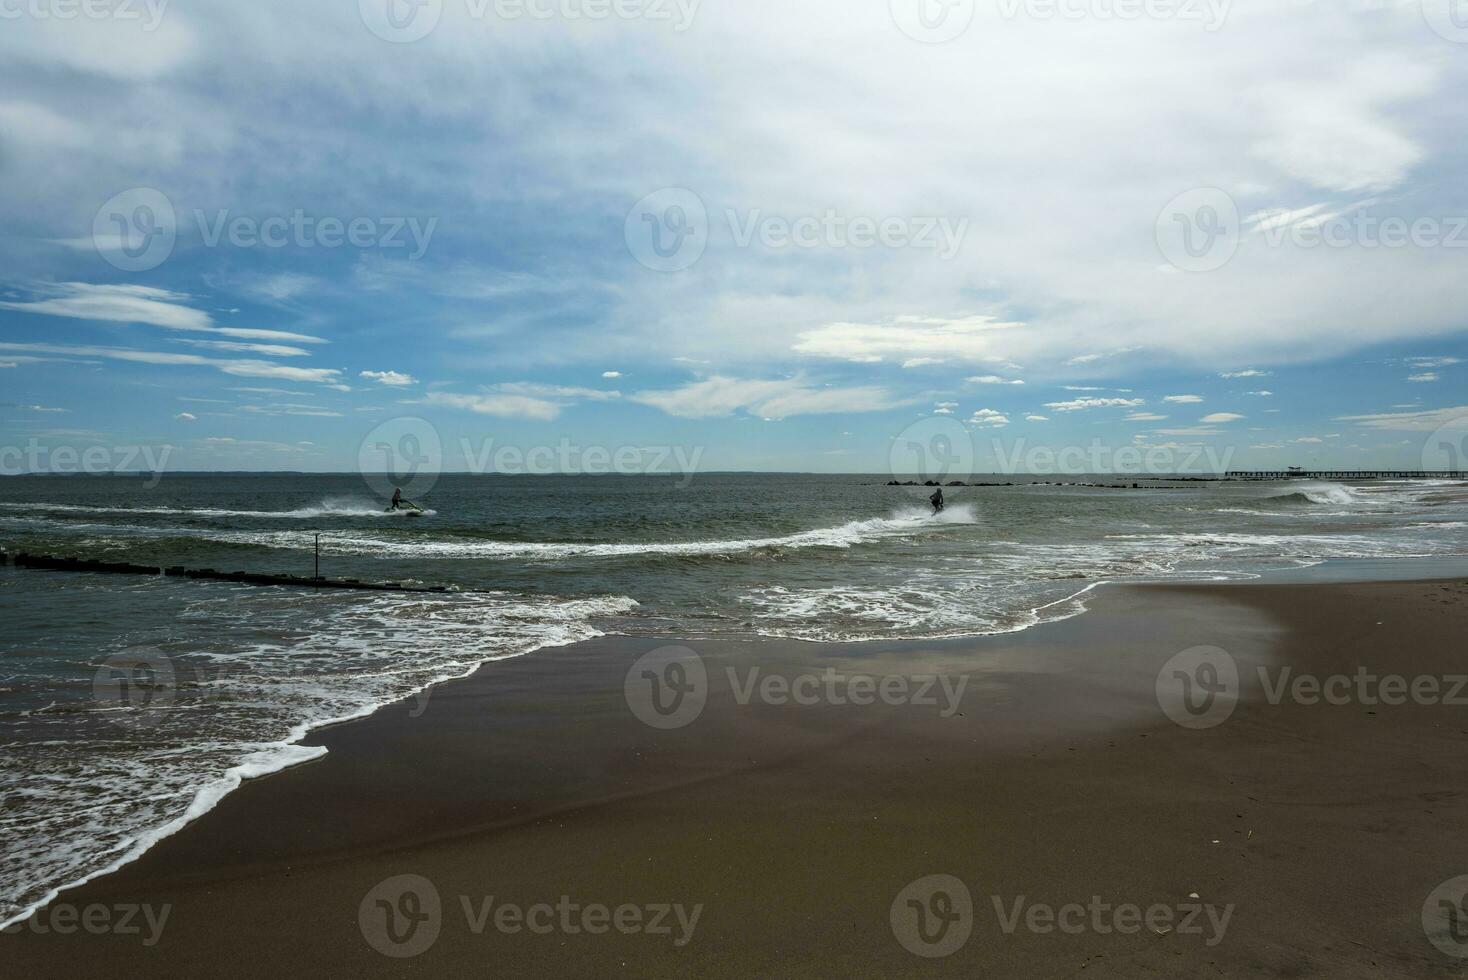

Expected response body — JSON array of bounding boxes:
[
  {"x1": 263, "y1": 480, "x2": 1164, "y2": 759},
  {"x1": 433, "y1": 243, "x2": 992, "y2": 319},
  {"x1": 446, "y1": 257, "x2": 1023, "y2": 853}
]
[
  {"x1": 1226, "y1": 471, "x2": 1467, "y2": 480},
  {"x1": 0, "y1": 550, "x2": 449, "y2": 594}
]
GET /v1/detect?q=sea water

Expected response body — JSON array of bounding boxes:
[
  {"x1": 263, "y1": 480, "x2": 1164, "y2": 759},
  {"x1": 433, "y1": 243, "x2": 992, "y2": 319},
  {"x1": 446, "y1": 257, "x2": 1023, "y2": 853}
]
[{"x1": 2, "y1": 472, "x2": 1466, "y2": 925}]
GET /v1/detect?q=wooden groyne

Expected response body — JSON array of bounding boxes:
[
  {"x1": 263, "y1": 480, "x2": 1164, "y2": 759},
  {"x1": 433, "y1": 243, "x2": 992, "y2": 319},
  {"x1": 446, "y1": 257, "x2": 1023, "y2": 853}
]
[{"x1": 0, "y1": 550, "x2": 448, "y2": 594}]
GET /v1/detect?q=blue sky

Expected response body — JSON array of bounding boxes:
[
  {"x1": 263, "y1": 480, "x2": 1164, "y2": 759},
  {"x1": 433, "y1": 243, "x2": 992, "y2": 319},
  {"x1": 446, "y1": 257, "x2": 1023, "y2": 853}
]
[{"x1": 2, "y1": 0, "x2": 1466, "y2": 475}]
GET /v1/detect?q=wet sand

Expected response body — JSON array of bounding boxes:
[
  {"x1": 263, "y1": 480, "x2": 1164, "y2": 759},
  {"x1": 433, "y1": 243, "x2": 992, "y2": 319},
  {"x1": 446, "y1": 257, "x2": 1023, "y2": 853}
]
[{"x1": 6, "y1": 577, "x2": 1468, "y2": 977}]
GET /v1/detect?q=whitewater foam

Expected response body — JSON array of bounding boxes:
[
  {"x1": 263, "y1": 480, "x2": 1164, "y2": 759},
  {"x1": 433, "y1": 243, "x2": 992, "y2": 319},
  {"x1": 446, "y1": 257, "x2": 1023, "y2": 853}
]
[
  {"x1": 0, "y1": 586, "x2": 637, "y2": 930},
  {"x1": 0, "y1": 498, "x2": 434, "y2": 519}
]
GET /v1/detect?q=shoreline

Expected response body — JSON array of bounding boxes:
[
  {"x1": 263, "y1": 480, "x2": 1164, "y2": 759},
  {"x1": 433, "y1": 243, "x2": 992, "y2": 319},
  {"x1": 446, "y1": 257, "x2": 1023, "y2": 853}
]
[
  {"x1": 1, "y1": 556, "x2": 1463, "y2": 930},
  {"x1": 6, "y1": 572, "x2": 1468, "y2": 975}
]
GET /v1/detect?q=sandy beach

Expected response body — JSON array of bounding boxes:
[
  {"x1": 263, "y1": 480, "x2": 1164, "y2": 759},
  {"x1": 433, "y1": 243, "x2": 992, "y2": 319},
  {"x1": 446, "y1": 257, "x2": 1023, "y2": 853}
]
[{"x1": 3, "y1": 574, "x2": 1466, "y2": 977}]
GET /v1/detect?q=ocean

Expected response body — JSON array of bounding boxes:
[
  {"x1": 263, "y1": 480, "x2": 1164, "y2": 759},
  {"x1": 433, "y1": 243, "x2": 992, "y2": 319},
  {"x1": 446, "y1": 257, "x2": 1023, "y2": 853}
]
[{"x1": 2, "y1": 472, "x2": 1466, "y2": 926}]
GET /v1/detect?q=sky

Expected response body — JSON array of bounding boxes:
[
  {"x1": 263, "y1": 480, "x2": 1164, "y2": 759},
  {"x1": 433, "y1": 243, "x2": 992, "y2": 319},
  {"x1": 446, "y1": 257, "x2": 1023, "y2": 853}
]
[{"x1": 1, "y1": 0, "x2": 1466, "y2": 476}]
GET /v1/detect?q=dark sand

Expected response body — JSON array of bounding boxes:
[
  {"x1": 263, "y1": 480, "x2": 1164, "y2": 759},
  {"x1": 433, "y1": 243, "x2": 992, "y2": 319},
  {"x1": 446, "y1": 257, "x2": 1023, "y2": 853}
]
[{"x1": 7, "y1": 577, "x2": 1468, "y2": 977}]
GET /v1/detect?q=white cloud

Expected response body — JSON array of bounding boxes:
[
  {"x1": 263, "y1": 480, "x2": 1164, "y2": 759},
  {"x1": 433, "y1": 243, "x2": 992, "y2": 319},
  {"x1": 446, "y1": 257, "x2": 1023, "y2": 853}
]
[
  {"x1": 1336, "y1": 405, "x2": 1468, "y2": 431},
  {"x1": 0, "y1": 283, "x2": 212, "y2": 331},
  {"x1": 1408, "y1": 373, "x2": 1439, "y2": 383},
  {"x1": 1163, "y1": 395, "x2": 1204, "y2": 404},
  {"x1": 1125, "y1": 412, "x2": 1168, "y2": 421},
  {"x1": 494, "y1": 382, "x2": 621, "y2": 401},
  {"x1": 0, "y1": 283, "x2": 327, "y2": 343},
  {"x1": 602, "y1": 370, "x2": 623, "y2": 378},
  {"x1": 630, "y1": 376, "x2": 906, "y2": 419},
  {"x1": 1407, "y1": 357, "x2": 1461, "y2": 369},
  {"x1": 1157, "y1": 427, "x2": 1221, "y2": 436},
  {"x1": 1201, "y1": 412, "x2": 1245, "y2": 423},
  {"x1": 241, "y1": 403, "x2": 344, "y2": 418},
  {"x1": 1220, "y1": 370, "x2": 1269, "y2": 379},
  {"x1": 0, "y1": 342, "x2": 343, "y2": 385},
  {"x1": 969, "y1": 408, "x2": 1009, "y2": 427},
  {"x1": 245, "y1": 273, "x2": 317, "y2": 302},
  {"x1": 425, "y1": 391, "x2": 564, "y2": 421},
  {"x1": 360, "y1": 370, "x2": 418, "y2": 387},
  {"x1": 1025, "y1": 414, "x2": 1049, "y2": 422},
  {"x1": 793, "y1": 314, "x2": 1023, "y2": 364},
  {"x1": 901, "y1": 358, "x2": 945, "y2": 369},
  {"x1": 178, "y1": 339, "x2": 312, "y2": 358},
  {"x1": 2, "y1": 0, "x2": 1464, "y2": 408},
  {"x1": 425, "y1": 382, "x2": 620, "y2": 420},
  {"x1": 0, "y1": 101, "x2": 89, "y2": 148},
  {"x1": 1246, "y1": 390, "x2": 1274, "y2": 397},
  {"x1": 174, "y1": 412, "x2": 197, "y2": 421},
  {"x1": 1043, "y1": 397, "x2": 1145, "y2": 412},
  {"x1": 966, "y1": 375, "x2": 1024, "y2": 385}
]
